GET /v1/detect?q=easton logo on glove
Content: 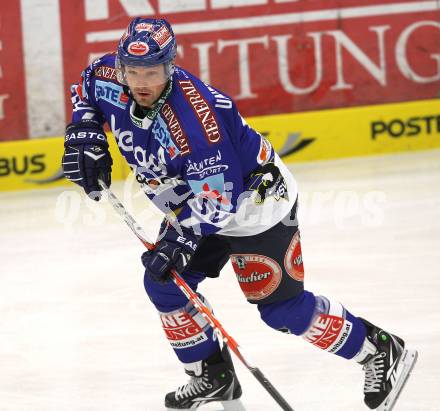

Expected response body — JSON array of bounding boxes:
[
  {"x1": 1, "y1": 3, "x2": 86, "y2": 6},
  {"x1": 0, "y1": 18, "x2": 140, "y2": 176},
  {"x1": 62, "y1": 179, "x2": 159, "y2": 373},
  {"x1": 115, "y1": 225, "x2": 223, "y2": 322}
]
[
  {"x1": 62, "y1": 120, "x2": 113, "y2": 201},
  {"x1": 65, "y1": 130, "x2": 107, "y2": 143},
  {"x1": 176, "y1": 235, "x2": 197, "y2": 251},
  {"x1": 64, "y1": 119, "x2": 108, "y2": 145}
]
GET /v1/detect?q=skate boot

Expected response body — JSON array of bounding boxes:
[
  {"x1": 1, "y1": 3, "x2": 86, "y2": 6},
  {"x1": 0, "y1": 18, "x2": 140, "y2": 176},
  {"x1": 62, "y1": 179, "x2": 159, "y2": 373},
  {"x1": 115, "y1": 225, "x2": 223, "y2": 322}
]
[
  {"x1": 354, "y1": 318, "x2": 418, "y2": 411},
  {"x1": 165, "y1": 347, "x2": 242, "y2": 409}
]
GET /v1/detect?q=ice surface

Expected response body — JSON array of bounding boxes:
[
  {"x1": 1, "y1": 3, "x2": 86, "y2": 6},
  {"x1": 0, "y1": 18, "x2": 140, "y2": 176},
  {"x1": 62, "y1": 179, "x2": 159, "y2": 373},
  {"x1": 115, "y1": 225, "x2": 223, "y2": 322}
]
[{"x1": 1, "y1": 149, "x2": 439, "y2": 411}]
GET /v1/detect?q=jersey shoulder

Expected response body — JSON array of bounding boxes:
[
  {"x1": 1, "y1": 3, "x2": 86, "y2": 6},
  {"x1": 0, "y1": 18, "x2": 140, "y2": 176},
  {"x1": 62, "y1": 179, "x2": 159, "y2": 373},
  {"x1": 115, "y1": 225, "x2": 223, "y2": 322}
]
[
  {"x1": 81, "y1": 53, "x2": 129, "y2": 113},
  {"x1": 89, "y1": 53, "x2": 120, "y2": 84},
  {"x1": 173, "y1": 67, "x2": 232, "y2": 109},
  {"x1": 171, "y1": 67, "x2": 237, "y2": 145},
  {"x1": 79, "y1": 53, "x2": 120, "y2": 92},
  {"x1": 75, "y1": 53, "x2": 121, "y2": 100}
]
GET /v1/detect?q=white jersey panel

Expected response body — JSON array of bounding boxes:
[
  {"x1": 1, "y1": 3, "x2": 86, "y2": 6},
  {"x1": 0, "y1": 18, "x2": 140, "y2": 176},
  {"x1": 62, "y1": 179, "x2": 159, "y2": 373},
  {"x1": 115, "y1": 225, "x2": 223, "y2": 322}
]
[{"x1": 218, "y1": 154, "x2": 298, "y2": 237}]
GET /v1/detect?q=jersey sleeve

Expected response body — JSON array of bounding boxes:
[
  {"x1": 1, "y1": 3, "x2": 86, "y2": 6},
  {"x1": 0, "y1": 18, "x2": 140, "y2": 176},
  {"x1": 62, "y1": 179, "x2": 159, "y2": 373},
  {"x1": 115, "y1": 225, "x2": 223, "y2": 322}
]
[
  {"x1": 209, "y1": 86, "x2": 273, "y2": 178},
  {"x1": 70, "y1": 57, "x2": 107, "y2": 125}
]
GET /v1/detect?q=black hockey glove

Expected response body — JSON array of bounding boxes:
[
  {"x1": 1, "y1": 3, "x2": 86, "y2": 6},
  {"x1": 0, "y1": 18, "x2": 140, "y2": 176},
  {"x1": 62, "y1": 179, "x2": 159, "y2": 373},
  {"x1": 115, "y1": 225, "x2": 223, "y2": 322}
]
[
  {"x1": 142, "y1": 222, "x2": 200, "y2": 284},
  {"x1": 62, "y1": 120, "x2": 112, "y2": 201}
]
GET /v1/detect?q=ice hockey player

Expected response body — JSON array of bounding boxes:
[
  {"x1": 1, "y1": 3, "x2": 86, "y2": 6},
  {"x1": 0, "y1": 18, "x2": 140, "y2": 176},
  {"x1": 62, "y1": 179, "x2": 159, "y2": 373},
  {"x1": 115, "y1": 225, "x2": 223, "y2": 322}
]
[{"x1": 62, "y1": 17, "x2": 417, "y2": 410}]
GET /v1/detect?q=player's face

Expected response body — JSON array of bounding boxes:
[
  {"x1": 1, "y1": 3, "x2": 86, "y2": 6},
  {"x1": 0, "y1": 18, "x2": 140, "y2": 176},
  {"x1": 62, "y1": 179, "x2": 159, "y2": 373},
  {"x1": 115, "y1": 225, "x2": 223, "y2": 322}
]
[{"x1": 124, "y1": 64, "x2": 169, "y2": 108}]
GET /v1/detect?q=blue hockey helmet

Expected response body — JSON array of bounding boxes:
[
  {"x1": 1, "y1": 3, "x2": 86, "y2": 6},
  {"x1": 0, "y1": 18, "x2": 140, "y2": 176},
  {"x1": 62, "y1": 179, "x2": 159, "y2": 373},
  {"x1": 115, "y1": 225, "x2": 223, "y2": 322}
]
[{"x1": 116, "y1": 17, "x2": 177, "y2": 85}]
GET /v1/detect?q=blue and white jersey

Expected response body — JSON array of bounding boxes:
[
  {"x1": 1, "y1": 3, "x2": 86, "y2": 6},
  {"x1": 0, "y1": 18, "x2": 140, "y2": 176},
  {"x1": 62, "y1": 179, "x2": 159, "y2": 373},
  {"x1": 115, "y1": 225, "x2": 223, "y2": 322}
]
[{"x1": 70, "y1": 53, "x2": 297, "y2": 236}]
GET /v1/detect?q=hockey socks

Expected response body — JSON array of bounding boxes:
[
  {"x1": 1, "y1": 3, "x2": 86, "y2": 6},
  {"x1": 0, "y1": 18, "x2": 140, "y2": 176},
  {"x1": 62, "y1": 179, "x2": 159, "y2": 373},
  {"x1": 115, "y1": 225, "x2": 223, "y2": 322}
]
[
  {"x1": 258, "y1": 290, "x2": 367, "y2": 359},
  {"x1": 144, "y1": 271, "x2": 220, "y2": 363},
  {"x1": 158, "y1": 294, "x2": 220, "y2": 363},
  {"x1": 260, "y1": 293, "x2": 417, "y2": 409}
]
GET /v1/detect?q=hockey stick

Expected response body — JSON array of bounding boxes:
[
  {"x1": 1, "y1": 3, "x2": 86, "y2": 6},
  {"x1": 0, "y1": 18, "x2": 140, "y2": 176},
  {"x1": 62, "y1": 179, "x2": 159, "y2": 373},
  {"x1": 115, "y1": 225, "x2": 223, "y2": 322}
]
[{"x1": 98, "y1": 180, "x2": 294, "y2": 411}]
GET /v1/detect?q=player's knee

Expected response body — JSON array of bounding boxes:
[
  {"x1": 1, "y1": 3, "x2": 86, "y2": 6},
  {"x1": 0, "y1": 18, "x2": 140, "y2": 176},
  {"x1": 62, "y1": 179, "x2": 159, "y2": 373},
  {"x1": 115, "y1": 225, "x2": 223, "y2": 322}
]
[
  {"x1": 143, "y1": 271, "x2": 186, "y2": 312},
  {"x1": 144, "y1": 269, "x2": 206, "y2": 310},
  {"x1": 258, "y1": 290, "x2": 316, "y2": 335}
]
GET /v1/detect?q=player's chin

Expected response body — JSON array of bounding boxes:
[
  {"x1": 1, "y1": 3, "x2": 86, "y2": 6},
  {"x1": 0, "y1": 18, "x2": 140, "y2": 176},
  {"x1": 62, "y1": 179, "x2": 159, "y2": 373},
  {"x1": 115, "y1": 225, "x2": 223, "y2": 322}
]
[{"x1": 135, "y1": 95, "x2": 154, "y2": 107}]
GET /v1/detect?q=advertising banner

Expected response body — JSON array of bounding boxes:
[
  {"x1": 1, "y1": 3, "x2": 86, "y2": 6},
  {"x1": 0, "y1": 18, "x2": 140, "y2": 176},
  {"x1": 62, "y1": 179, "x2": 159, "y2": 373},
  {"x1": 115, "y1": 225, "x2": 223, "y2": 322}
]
[
  {"x1": 60, "y1": 0, "x2": 440, "y2": 119},
  {"x1": 0, "y1": 134, "x2": 129, "y2": 191},
  {"x1": 0, "y1": 2, "x2": 28, "y2": 141},
  {"x1": 1, "y1": 98, "x2": 438, "y2": 192},
  {"x1": 248, "y1": 98, "x2": 440, "y2": 162},
  {"x1": 1, "y1": 1, "x2": 439, "y2": 143}
]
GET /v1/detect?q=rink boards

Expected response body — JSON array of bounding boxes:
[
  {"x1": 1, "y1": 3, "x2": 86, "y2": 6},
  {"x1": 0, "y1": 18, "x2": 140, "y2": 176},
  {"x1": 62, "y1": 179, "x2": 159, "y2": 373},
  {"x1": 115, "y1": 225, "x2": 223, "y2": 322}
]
[
  {"x1": 0, "y1": 136, "x2": 130, "y2": 192},
  {"x1": 0, "y1": 98, "x2": 438, "y2": 192}
]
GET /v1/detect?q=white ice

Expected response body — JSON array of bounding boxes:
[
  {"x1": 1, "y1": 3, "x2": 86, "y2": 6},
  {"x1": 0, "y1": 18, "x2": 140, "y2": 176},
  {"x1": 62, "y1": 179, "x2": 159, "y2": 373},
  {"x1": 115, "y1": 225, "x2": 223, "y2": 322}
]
[{"x1": 1, "y1": 149, "x2": 439, "y2": 411}]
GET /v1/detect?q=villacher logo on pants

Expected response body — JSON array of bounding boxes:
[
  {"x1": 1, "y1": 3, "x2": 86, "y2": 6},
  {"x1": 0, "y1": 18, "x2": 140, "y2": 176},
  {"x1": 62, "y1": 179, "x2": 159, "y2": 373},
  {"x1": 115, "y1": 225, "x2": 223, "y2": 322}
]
[{"x1": 230, "y1": 254, "x2": 282, "y2": 301}]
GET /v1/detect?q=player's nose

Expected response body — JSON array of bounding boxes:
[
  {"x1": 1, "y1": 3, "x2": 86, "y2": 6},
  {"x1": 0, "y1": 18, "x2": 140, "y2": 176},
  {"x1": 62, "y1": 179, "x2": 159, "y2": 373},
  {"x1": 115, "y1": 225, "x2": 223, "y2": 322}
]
[{"x1": 132, "y1": 78, "x2": 149, "y2": 88}]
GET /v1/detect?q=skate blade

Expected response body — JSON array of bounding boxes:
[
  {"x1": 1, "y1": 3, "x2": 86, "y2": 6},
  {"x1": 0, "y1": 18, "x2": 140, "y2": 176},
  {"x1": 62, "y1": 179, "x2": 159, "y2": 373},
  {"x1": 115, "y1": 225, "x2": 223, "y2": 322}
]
[
  {"x1": 165, "y1": 398, "x2": 246, "y2": 411},
  {"x1": 377, "y1": 348, "x2": 418, "y2": 411}
]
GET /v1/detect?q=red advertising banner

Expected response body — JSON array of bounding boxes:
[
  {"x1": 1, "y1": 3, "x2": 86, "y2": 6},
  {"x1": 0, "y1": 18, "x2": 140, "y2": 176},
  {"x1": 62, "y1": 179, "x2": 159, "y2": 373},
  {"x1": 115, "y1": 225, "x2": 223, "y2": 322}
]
[
  {"x1": 0, "y1": 2, "x2": 28, "y2": 141},
  {"x1": 59, "y1": 0, "x2": 440, "y2": 121},
  {"x1": 0, "y1": 1, "x2": 438, "y2": 142}
]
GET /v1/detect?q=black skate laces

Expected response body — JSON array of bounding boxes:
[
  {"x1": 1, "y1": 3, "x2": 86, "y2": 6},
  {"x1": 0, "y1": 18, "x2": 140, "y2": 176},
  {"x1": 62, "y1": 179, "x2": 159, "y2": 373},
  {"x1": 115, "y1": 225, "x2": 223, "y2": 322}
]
[
  {"x1": 175, "y1": 369, "x2": 213, "y2": 400},
  {"x1": 363, "y1": 351, "x2": 387, "y2": 393}
]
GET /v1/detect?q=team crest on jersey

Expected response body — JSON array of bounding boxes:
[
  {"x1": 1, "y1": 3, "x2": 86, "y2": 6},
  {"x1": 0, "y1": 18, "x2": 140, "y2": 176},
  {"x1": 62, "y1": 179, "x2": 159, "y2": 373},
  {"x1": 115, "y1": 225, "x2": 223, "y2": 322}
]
[
  {"x1": 153, "y1": 115, "x2": 180, "y2": 159},
  {"x1": 249, "y1": 162, "x2": 289, "y2": 204},
  {"x1": 187, "y1": 172, "x2": 234, "y2": 228},
  {"x1": 187, "y1": 173, "x2": 231, "y2": 209}
]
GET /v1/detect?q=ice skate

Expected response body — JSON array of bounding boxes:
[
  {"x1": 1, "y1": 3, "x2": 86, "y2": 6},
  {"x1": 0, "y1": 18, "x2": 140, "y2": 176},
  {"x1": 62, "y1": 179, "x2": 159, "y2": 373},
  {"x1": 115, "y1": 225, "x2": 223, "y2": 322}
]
[
  {"x1": 356, "y1": 319, "x2": 418, "y2": 411},
  {"x1": 165, "y1": 348, "x2": 242, "y2": 410}
]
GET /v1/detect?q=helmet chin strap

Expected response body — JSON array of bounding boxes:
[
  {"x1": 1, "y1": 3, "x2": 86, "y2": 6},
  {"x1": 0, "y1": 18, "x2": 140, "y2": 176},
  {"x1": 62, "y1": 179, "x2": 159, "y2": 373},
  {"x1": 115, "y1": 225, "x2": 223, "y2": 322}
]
[{"x1": 165, "y1": 60, "x2": 175, "y2": 77}]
